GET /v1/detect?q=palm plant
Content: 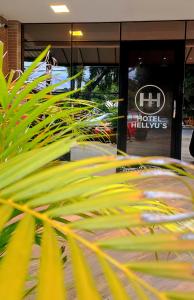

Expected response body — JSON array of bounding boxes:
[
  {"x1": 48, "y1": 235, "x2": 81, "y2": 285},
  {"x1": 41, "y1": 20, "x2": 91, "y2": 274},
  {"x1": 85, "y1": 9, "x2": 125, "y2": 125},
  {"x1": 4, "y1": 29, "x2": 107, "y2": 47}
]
[
  {"x1": 0, "y1": 42, "x2": 194, "y2": 300},
  {"x1": 0, "y1": 43, "x2": 96, "y2": 161}
]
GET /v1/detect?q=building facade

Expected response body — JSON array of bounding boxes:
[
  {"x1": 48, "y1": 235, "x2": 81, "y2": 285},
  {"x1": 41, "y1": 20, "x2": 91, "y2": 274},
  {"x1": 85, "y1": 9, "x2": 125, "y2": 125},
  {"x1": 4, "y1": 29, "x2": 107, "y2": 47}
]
[{"x1": 1, "y1": 19, "x2": 194, "y2": 161}]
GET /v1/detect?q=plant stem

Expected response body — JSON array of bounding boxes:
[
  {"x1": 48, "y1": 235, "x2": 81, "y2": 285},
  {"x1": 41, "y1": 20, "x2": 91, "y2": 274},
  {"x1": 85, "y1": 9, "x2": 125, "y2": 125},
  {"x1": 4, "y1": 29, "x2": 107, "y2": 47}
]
[{"x1": 0, "y1": 197, "x2": 167, "y2": 300}]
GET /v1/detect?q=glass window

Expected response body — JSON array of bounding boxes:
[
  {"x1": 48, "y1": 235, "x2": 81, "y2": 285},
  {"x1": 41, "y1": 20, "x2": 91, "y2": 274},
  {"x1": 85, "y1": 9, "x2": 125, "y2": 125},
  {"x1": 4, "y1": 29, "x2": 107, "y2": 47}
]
[
  {"x1": 23, "y1": 23, "x2": 120, "y2": 160},
  {"x1": 71, "y1": 23, "x2": 120, "y2": 150},
  {"x1": 72, "y1": 41, "x2": 119, "y2": 65},
  {"x1": 71, "y1": 29, "x2": 120, "y2": 159},
  {"x1": 23, "y1": 61, "x2": 71, "y2": 92},
  {"x1": 122, "y1": 21, "x2": 185, "y2": 41},
  {"x1": 186, "y1": 21, "x2": 194, "y2": 39},
  {"x1": 71, "y1": 23, "x2": 120, "y2": 42},
  {"x1": 24, "y1": 24, "x2": 72, "y2": 92},
  {"x1": 126, "y1": 45, "x2": 176, "y2": 157},
  {"x1": 24, "y1": 43, "x2": 71, "y2": 92},
  {"x1": 24, "y1": 24, "x2": 71, "y2": 41},
  {"x1": 182, "y1": 38, "x2": 194, "y2": 162}
]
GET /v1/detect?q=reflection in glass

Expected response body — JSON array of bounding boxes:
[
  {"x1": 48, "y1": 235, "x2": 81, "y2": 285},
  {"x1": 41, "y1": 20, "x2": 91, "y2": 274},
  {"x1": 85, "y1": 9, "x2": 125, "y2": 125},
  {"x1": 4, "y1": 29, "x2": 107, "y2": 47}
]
[
  {"x1": 122, "y1": 21, "x2": 185, "y2": 41},
  {"x1": 24, "y1": 47, "x2": 71, "y2": 93},
  {"x1": 127, "y1": 48, "x2": 174, "y2": 157},
  {"x1": 72, "y1": 23, "x2": 120, "y2": 42},
  {"x1": 182, "y1": 42, "x2": 194, "y2": 161}
]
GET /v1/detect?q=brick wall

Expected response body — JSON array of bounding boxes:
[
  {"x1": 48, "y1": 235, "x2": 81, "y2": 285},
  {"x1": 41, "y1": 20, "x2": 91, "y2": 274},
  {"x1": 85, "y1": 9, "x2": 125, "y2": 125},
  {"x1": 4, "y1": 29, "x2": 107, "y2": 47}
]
[
  {"x1": 0, "y1": 17, "x2": 21, "y2": 75},
  {"x1": 0, "y1": 16, "x2": 9, "y2": 74},
  {"x1": 7, "y1": 20, "x2": 21, "y2": 72}
]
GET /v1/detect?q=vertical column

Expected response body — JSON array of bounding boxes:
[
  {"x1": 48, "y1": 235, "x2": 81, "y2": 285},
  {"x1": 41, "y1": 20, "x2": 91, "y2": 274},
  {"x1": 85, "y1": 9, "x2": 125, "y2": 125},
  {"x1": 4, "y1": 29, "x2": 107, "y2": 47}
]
[
  {"x1": 7, "y1": 20, "x2": 21, "y2": 71},
  {"x1": 0, "y1": 16, "x2": 9, "y2": 75}
]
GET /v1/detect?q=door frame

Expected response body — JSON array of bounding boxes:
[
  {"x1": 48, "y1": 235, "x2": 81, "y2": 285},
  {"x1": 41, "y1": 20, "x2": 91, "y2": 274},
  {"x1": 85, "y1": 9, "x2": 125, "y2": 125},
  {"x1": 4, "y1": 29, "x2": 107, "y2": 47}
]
[{"x1": 118, "y1": 40, "x2": 185, "y2": 159}]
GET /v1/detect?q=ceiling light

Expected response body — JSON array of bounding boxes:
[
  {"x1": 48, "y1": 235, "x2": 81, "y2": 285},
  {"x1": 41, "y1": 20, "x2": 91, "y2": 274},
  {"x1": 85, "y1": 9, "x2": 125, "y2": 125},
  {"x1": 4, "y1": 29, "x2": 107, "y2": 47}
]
[
  {"x1": 50, "y1": 4, "x2": 69, "y2": 13},
  {"x1": 69, "y1": 30, "x2": 83, "y2": 36}
]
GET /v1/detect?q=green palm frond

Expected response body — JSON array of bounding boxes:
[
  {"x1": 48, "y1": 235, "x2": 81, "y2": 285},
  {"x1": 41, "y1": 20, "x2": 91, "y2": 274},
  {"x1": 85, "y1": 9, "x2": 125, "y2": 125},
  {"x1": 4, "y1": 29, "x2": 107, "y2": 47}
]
[
  {"x1": 0, "y1": 42, "x2": 96, "y2": 161},
  {"x1": 1, "y1": 42, "x2": 194, "y2": 299},
  {"x1": 0, "y1": 139, "x2": 194, "y2": 299}
]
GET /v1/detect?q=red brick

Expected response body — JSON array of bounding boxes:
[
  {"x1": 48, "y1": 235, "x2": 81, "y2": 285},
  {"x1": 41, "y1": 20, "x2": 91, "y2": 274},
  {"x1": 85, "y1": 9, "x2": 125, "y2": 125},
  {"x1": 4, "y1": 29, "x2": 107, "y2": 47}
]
[{"x1": 0, "y1": 17, "x2": 21, "y2": 75}]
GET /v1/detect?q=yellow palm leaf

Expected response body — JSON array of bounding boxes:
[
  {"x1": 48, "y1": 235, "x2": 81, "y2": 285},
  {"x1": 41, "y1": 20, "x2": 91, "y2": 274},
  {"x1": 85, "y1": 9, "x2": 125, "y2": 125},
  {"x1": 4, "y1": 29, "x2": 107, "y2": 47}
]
[
  {"x1": 98, "y1": 256, "x2": 131, "y2": 300},
  {"x1": 0, "y1": 204, "x2": 13, "y2": 230},
  {"x1": 36, "y1": 223, "x2": 66, "y2": 300},
  {"x1": 0, "y1": 214, "x2": 35, "y2": 300},
  {"x1": 68, "y1": 235, "x2": 101, "y2": 300}
]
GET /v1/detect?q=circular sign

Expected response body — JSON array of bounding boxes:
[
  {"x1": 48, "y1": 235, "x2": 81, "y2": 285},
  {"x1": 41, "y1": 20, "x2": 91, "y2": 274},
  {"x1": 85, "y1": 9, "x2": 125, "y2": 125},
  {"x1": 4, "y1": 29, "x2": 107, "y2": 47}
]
[{"x1": 135, "y1": 85, "x2": 166, "y2": 115}]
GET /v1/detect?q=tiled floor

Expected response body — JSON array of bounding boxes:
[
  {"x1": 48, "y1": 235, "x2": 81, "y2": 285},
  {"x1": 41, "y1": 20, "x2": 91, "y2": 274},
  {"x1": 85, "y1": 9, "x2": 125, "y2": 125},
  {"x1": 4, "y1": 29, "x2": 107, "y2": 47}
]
[
  {"x1": 63, "y1": 175, "x2": 194, "y2": 299},
  {"x1": 27, "y1": 163, "x2": 194, "y2": 299},
  {"x1": 28, "y1": 142, "x2": 194, "y2": 299}
]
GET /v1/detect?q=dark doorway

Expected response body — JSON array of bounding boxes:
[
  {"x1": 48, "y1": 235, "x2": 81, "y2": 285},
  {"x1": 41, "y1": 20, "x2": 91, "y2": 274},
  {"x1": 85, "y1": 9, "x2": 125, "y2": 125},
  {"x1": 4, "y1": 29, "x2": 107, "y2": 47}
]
[{"x1": 118, "y1": 41, "x2": 185, "y2": 159}]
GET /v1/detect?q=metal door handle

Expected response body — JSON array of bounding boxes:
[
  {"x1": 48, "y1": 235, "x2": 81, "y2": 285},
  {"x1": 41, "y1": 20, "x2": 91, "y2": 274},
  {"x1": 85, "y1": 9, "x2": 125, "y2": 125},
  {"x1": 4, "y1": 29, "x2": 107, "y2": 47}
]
[{"x1": 173, "y1": 100, "x2": 176, "y2": 119}]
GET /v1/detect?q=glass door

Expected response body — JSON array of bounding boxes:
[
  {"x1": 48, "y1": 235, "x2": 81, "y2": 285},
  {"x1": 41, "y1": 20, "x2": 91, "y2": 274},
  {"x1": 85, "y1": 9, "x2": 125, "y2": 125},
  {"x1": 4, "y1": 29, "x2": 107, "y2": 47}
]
[{"x1": 118, "y1": 41, "x2": 185, "y2": 158}]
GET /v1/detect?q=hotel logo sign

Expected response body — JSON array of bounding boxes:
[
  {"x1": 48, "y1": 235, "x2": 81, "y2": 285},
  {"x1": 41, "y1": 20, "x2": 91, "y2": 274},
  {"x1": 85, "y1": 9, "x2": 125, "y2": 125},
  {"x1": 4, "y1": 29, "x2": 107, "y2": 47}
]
[{"x1": 135, "y1": 85, "x2": 165, "y2": 115}]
